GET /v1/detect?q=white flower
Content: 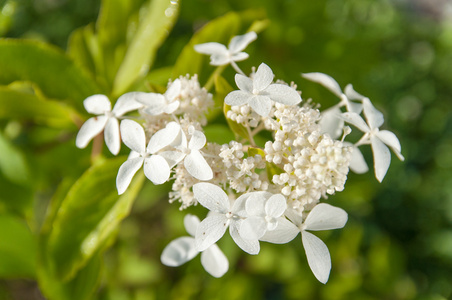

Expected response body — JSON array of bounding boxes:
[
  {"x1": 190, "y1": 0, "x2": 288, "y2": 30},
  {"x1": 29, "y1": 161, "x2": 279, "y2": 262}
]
[
  {"x1": 239, "y1": 192, "x2": 287, "y2": 240},
  {"x1": 116, "y1": 120, "x2": 182, "y2": 194},
  {"x1": 194, "y1": 31, "x2": 257, "y2": 66},
  {"x1": 261, "y1": 203, "x2": 348, "y2": 284},
  {"x1": 225, "y1": 63, "x2": 302, "y2": 117},
  {"x1": 76, "y1": 94, "x2": 142, "y2": 155},
  {"x1": 341, "y1": 98, "x2": 404, "y2": 182},
  {"x1": 135, "y1": 79, "x2": 181, "y2": 116},
  {"x1": 193, "y1": 183, "x2": 260, "y2": 255},
  {"x1": 161, "y1": 214, "x2": 229, "y2": 278}
]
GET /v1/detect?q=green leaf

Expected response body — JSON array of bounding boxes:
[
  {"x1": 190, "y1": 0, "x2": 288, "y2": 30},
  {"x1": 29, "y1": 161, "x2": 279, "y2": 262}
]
[
  {"x1": 0, "y1": 130, "x2": 30, "y2": 185},
  {"x1": 248, "y1": 146, "x2": 265, "y2": 158},
  {"x1": 203, "y1": 124, "x2": 235, "y2": 145},
  {"x1": 266, "y1": 162, "x2": 284, "y2": 182},
  {"x1": 0, "y1": 39, "x2": 102, "y2": 112},
  {"x1": 0, "y1": 214, "x2": 37, "y2": 278},
  {"x1": 112, "y1": 0, "x2": 179, "y2": 97},
  {"x1": 172, "y1": 12, "x2": 241, "y2": 84},
  {"x1": 46, "y1": 157, "x2": 145, "y2": 280},
  {"x1": 0, "y1": 85, "x2": 78, "y2": 128}
]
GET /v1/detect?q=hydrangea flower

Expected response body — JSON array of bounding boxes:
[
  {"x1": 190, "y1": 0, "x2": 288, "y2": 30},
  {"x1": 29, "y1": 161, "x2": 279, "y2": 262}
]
[
  {"x1": 116, "y1": 120, "x2": 183, "y2": 194},
  {"x1": 161, "y1": 214, "x2": 228, "y2": 278},
  {"x1": 135, "y1": 79, "x2": 181, "y2": 116},
  {"x1": 341, "y1": 98, "x2": 404, "y2": 182},
  {"x1": 225, "y1": 63, "x2": 302, "y2": 117},
  {"x1": 76, "y1": 94, "x2": 142, "y2": 155},
  {"x1": 261, "y1": 203, "x2": 348, "y2": 284},
  {"x1": 194, "y1": 31, "x2": 257, "y2": 66},
  {"x1": 193, "y1": 183, "x2": 260, "y2": 255}
]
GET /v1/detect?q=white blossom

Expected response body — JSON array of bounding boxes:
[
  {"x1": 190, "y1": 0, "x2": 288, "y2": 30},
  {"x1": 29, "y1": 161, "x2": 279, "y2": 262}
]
[
  {"x1": 76, "y1": 94, "x2": 142, "y2": 155},
  {"x1": 225, "y1": 63, "x2": 302, "y2": 117},
  {"x1": 194, "y1": 31, "x2": 257, "y2": 66},
  {"x1": 161, "y1": 214, "x2": 229, "y2": 278},
  {"x1": 261, "y1": 203, "x2": 348, "y2": 284},
  {"x1": 193, "y1": 183, "x2": 260, "y2": 255},
  {"x1": 116, "y1": 120, "x2": 182, "y2": 194},
  {"x1": 341, "y1": 98, "x2": 404, "y2": 182}
]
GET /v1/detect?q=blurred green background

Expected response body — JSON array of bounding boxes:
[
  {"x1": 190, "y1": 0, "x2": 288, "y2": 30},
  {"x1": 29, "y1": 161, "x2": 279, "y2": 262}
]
[{"x1": 0, "y1": 0, "x2": 451, "y2": 299}]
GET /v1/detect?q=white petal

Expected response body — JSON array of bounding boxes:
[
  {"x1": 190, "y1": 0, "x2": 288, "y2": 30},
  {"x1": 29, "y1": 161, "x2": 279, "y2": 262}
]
[
  {"x1": 195, "y1": 214, "x2": 229, "y2": 252},
  {"x1": 128, "y1": 150, "x2": 140, "y2": 160},
  {"x1": 260, "y1": 217, "x2": 299, "y2": 244},
  {"x1": 224, "y1": 90, "x2": 251, "y2": 106},
  {"x1": 284, "y1": 208, "x2": 303, "y2": 226},
  {"x1": 193, "y1": 182, "x2": 230, "y2": 213},
  {"x1": 301, "y1": 72, "x2": 342, "y2": 98},
  {"x1": 245, "y1": 192, "x2": 270, "y2": 216},
  {"x1": 239, "y1": 216, "x2": 267, "y2": 240},
  {"x1": 231, "y1": 193, "x2": 251, "y2": 217},
  {"x1": 363, "y1": 98, "x2": 384, "y2": 129},
  {"x1": 160, "y1": 236, "x2": 198, "y2": 267},
  {"x1": 194, "y1": 42, "x2": 228, "y2": 55},
  {"x1": 164, "y1": 101, "x2": 180, "y2": 114},
  {"x1": 230, "y1": 52, "x2": 249, "y2": 62},
  {"x1": 83, "y1": 94, "x2": 111, "y2": 114},
  {"x1": 229, "y1": 221, "x2": 260, "y2": 255},
  {"x1": 143, "y1": 155, "x2": 170, "y2": 185},
  {"x1": 184, "y1": 150, "x2": 213, "y2": 181},
  {"x1": 303, "y1": 203, "x2": 348, "y2": 231},
  {"x1": 371, "y1": 136, "x2": 391, "y2": 182},
  {"x1": 235, "y1": 74, "x2": 253, "y2": 93},
  {"x1": 147, "y1": 122, "x2": 181, "y2": 154},
  {"x1": 302, "y1": 231, "x2": 331, "y2": 284},
  {"x1": 346, "y1": 144, "x2": 369, "y2": 174},
  {"x1": 120, "y1": 119, "x2": 146, "y2": 153},
  {"x1": 201, "y1": 244, "x2": 229, "y2": 278},
  {"x1": 75, "y1": 116, "x2": 108, "y2": 149},
  {"x1": 341, "y1": 112, "x2": 370, "y2": 133},
  {"x1": 104, "y1": 117, "x2": 120, "y2": 155},
  {"x1": 265, "y1": 194, "x2": 287, "y2": 218},
  {"x1": 320, "y1": 107, "x2": 344, "y2": 139},
  {"x1": 184, "y1": 214, "x2": 200, "y2": 237},
  {"x1": 112, "y1": 92, "x2": 143, "y2": 116},
  {"x1": 210, "y1": 54, "x2": 230, "y2": 66},
  {"x1": 345, "y1": 101, "x2": 363, "y2": 114},
  {"x1": 344, "y1": 84, "x2": 365, "y2": 100},
  {"x1": 116, "y1": 157, "x2": 144, "y2": 195},
  {"x1": 248, "y1": 95, "x2": 272, "y2": 117},
  {"x1": 376, "y1": 130, "x2": 403, "y2": 157},
  {"x1": 264, "y1": 84, "x2": 302, "y2": 106},
  {"x1": 253, "y1": 63, "x2": 274, "y2": 92},
  {"x1": 159, "y1": 150, "x2": 185, "y2": 168},
  {"x1": 188, "y1": 130, "x2": 206, "y2": 151},
  {"x1": 135, "y1": 92, "x2": 165, "y2": 107},
  {"x1": 165, "y1": 79, "x2": 181, "y2": 101},
  {"x1": 228, "y1": 31, "x2": 257, "y2": 53}
]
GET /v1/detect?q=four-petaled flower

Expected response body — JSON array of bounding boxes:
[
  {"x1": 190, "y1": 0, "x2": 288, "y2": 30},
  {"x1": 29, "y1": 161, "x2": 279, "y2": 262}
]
[
  {"x1": 194, "y1": 31, "x2": 257, "y2": 66},
  {"x1": 225, "y1": 63, "x2": 302, "y2": 117},
  {"x1": 76, "y1": 94, "x2": 142, "y2": 155},
  {"x1": 116, "y1": 120, "x2": 182, "y2": 194},
  {"x1": 341, "y1": 98, "x2": 404, "y2": 182},
  {"x1": 193, "y1": 183, "x2": 260, "y2": 255},
  {"x1": 161, "y1": 214, "x2": 229, "y2": 278},
  {"x1": 261, "y1": 203, "x2": 348, "y2": 284}
]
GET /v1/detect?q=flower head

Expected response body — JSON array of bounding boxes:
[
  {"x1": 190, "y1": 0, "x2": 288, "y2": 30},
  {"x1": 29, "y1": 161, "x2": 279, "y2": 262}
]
[
  {"x1": 76, "y1": 94, "x2": 142, "y2": 155},
  {"x1": 135, "y1": 79, "x2": 181, "y2": 116},
  {"x1": 225, "y1": 63, "x2": 301, "y2": 117},
  {"x1": 194, "y1": 31, "x2": 257, "y2": 66}
]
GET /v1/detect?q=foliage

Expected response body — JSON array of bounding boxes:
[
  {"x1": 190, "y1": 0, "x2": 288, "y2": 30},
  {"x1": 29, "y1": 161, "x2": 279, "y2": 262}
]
[{"x1": 0, "y1": 0, "x2": 451, "y2": 299}]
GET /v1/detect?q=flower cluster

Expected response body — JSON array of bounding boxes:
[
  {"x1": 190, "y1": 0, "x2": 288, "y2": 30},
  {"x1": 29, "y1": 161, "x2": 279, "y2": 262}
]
[{"x1": 75, "y1": 31, "x2": 403, "y2": 283}]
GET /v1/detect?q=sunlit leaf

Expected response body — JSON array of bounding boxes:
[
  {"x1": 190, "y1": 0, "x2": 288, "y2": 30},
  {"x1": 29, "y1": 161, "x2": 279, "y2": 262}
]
[
  {"x1": 112, "y1": 0, "x2": 179, "y2": 97},
  {"x1": 0, "y1": 130, "x2": 30, "y2": 185},
  {"x1": 0, "y1": 214, "x2": 36, "y2": 278},
  {"x1": 0, "y1": 39, "x2": 102, "y2": 112},
  {"x1": 46, "y1": 157, "x2": 145, "y2": 280}
]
